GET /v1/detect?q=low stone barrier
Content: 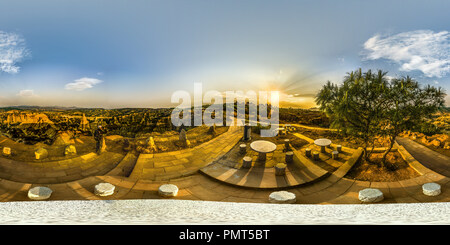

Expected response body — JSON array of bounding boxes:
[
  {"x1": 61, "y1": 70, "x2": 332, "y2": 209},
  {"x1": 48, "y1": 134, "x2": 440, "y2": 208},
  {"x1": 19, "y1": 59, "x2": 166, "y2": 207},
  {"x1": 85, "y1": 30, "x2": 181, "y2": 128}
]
[
  {"x1": 395, "y1": 142, "x2": 432, "y2": 175},
  {"x1": 94, "y1": 183, "x2": 115, "y2": 196},
  {"x1": 158, "y1": 184, "x2": 179, "y2": 197},
  {"x1": 28, "y1": 186, "x2": 53, "y2": 200},
  {"x1": 422, "y1": 183, "x2": 441, "y2": 196},
  {"x1": 331, "y1": 147, "x2": 363, "y2": 179},
  {"x1": 269, "y1": 191, "x2": 296, "y2": 204},
  {"x1": 359, "y1": 188, "x2": 384, "y2": 203}
]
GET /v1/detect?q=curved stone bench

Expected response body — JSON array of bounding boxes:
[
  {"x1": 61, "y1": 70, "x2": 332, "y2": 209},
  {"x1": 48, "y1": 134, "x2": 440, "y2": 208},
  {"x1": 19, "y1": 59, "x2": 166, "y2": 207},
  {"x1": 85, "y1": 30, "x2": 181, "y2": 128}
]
[
  {"x1": 359, "y1": 188, "x2": 384, "y2": 203},
  {"x1": 269, "y1": 191, "x2": 296, "y2": 204}
]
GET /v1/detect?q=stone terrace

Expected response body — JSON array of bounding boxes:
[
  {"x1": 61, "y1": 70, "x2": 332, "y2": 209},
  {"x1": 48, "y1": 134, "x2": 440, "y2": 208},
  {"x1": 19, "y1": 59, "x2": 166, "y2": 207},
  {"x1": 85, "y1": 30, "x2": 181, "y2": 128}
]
[
  {"x1": 0, "y1": 152, "x2": 124, "y2": 184},
  {"x1": 0, "y1": 123, "x2": 448, "y2": 205},
  {"x1": 128, "y1": 124, "x2": 242, "y2": 180}
]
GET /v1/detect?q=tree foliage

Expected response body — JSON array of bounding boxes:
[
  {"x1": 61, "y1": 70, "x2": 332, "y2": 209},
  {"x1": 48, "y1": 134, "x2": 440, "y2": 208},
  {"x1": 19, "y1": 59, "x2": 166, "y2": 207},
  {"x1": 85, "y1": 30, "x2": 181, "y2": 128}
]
[
  {"x1": 315, "y1": 68, "x2": 389, "y2": 159},
  {"x1": 316, "y1": 68, "x2": 446, "y2": 166},
  {"x1": 379, "y1": 76, "x2": 446, "y2": 166}
]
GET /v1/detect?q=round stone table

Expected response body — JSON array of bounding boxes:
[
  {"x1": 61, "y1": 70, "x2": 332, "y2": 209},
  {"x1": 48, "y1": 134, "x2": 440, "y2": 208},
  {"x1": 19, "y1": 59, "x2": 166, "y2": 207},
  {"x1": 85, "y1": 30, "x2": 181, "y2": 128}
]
[
  {"x1": 250, "y1": 140, "x2": 277, "y2": 161},
  {"x1": 314, "y1": 138, "x2": 332, "y2": 153}
]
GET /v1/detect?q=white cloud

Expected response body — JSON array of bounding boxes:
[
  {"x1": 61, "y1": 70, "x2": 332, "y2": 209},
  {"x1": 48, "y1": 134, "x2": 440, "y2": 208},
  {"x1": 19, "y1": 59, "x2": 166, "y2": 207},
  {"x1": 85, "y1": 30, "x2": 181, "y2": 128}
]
[
  {"x1": 0, "y1": 31, "x2": 30, "y2": 74},
  {"x1": 17, "y1": 89, "x2": 35, "y2": 97},
  {"x1": 65, "y1": 77, "x2": 103, "y2": 91},
  {"x1": 363, "y1": 30, "x2": 450, "y2": 78}
]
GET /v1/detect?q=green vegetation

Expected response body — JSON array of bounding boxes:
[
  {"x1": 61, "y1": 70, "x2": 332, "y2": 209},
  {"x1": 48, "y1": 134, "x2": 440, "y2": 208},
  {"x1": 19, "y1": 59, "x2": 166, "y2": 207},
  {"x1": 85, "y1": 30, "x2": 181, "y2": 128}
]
[{"x1": 316, "y1": 68, "x2": 446, "y2": 168}]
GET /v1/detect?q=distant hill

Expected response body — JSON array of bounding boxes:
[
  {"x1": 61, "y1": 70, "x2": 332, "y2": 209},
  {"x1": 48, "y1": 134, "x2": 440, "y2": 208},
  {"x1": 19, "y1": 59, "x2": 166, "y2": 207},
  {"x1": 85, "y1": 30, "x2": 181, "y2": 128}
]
[
  {"x1": 0, "y1": 105, "x2": 175, "y2": 111},
  {"x1": 0, "y1": 105, "x2": 84, "y2": 111}
]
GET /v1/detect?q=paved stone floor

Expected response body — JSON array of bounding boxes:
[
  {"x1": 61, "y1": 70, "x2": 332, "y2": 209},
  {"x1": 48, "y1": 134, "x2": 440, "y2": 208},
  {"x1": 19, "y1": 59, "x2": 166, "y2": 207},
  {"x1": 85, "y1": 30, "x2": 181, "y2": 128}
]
[
  {"x1": 128, "y1": 124, "x2": 242, "y2": 180},
  {"x1": 200, "y1": 141, "x2": 335, "y2": 188},
  {"x1": 397, "y1": 137, "x2": 450, "y2": 177},
  {"x1": 0, "y1": 125, "x2": 448, "y2": 206},
  {"x1": 0, "y1": 152, "x2": 124, "y2": 184}
]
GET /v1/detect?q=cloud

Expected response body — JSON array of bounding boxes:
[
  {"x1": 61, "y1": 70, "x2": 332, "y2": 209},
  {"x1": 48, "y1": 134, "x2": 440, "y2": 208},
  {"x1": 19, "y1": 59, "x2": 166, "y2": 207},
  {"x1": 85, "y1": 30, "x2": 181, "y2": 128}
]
[
  {"x1": 17, "y1": 89, "x2": 35, "y2": 97},
  {"x1": 0, "y1": 31, "x2": 30, "y2": 74},
  {"x1": 65, "y1": 77, "x2": 103, "y2": 91},
  {"x1": 362, "y1": 30, "x2": 450, "y2": 78},
  {"x1": 288, "y1": 93, "x2": 316, "y2": 98}
]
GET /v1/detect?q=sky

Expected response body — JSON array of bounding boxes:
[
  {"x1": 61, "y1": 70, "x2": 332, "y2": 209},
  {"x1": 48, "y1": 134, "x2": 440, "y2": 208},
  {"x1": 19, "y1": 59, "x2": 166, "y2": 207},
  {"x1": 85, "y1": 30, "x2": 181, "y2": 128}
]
[{"x1": 0, "y1": 0, "x2": 449, "y2": 108}]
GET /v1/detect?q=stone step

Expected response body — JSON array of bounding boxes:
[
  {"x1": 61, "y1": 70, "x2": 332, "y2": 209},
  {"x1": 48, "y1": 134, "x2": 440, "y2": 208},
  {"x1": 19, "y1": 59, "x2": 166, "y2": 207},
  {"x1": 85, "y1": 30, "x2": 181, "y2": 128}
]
[
  {"x1": 200, "y1": 151, "x2": 330, "y2": 189},
  {"x1": 0, "y1": 152, "x2": 125, "y2": 184},
  {"x1": 105, "y1": 152, "x2": 139, "y2": 177},
  {"x1": 128, "y1": 125, "x2": 242, "y2": 180}
]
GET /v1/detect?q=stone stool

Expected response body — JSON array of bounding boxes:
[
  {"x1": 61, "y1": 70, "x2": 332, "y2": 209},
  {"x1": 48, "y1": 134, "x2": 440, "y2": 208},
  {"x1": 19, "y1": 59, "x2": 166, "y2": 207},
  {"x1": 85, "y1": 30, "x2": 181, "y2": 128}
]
[
  {"x1": 2, "y1": 147, "x2": 11, "y2": 156},
  {"x1": 332, "y1": 151, "x2": 339, "y2": 160},
  {"x1": 35, "y1": 148, "x2": 48, "y2": 160},
  {"x1": 336, "y1": 145, "x2": 342, "y2": 153},
  {"x1": 284, "y1": 139, "x2": 290, "y2": 150},
  {"x1": 285, "y1": 151, "x2": 294, "y2": 163},
  {"x1": 94, "y1": 183, "x2": 115, "y2": 196},
  {"x1": 422, "y1": 183, "x2": 441, "y2": 196},
  {"x1": 64, "y1": 145, "x2": 77, "y2": 156},
  {"x1": 358, "y1": 188, "x2": 384, "y2": 203},
  {"x1": 239, "y1": 144, "x2": 247, "y2": 154},
  {"x1": 158, "y1": 184, "x2": 179, "y2": 197},
  {"x1": 242, "y1": 156, "x2": 253, "y2": 168},
  {"x1": 28, "y1": 186, "x2": 53, "y2": 200},
  {"x1": 312, "y1": 151, "x2": 320, "y2": 161},
  {"x1": 275, "y1": 163, "x2": 287, "y2": 176},
  {"x1": 305, "y1": 148, "x2": 312, "y2": 157},
  {"x1": 269, "y1": 191, "x2": 296, "y2": 204}
]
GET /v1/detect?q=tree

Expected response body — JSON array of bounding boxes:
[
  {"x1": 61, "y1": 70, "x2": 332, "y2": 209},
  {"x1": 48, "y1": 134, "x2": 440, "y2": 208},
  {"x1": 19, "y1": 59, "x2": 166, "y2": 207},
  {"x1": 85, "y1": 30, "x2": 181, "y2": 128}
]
[
  {"x1": 380, "y1": 76, "x2": 446, "y2": 168},
  {"x1": 316, "y1": 69, "x2": 446, "y2": 169},
  {"x1": 315, "y1": 68, "x2": 388, "y2": 159}
]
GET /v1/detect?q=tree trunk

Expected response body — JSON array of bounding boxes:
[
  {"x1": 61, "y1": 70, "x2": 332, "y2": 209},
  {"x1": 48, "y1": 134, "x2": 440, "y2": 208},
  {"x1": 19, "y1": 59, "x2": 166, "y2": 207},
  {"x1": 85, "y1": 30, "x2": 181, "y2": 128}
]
[
  {"x1": 363, "y1": 140, "x2": 369, "y2": 160},
  {"x1": 382, "y1": 135, "x2": 396, "y2": 168},
  {"x1": 366, "y1": 139, "x2": 376, "y2": 161}
]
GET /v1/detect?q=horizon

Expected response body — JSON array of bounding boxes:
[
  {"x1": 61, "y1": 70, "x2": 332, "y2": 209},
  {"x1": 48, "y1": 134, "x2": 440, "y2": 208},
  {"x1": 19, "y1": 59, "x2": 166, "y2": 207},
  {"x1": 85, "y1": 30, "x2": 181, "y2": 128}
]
[
  {"x1": 0, "y1": 102, "x2": 318, "y2": 110},
  {"x1": 0, "y1": 0, "x2": 449, "y2": 108}
]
